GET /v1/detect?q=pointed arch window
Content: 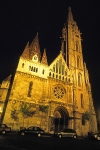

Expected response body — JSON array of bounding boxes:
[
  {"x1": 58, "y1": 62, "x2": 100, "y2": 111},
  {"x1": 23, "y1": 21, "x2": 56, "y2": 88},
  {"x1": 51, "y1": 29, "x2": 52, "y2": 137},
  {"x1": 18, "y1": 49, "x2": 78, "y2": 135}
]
[
  {"x1": 31, "y1": 66, "x2": 34, "y2": 71},
  {"x1": 80, "y1": 93, "x2": 84, "y2": 108},
  {"x1": 22, "y1": 63, "x2": 24, "y2": 68},
  {"x1": 59, "y1": 75, "x2": 61, "y2": 80},
  {"x1": 77, "y1": 56, "x2": 80, "y2": 68},
  {"x1": 28, "y1": 81, "x2": 33, "y2": 97},
  {"x1": 53, "y1": 65, "x2": 55, "y2": 72},
  {"x1": 62, "y1": 76, "x2": 64, "y2": 80},
  {"x1": 42, "y1": 69, "x2": 45, "y2": 74},
  {"x1": 29, "y1": 66, "x2": 31, "y2": 71},
  {"x1": 62, "y1": 64, "x2": 64, "y2": 75},
  {"x1": 56, "y1": 74, "x2": 58, "y2": 79},
  {"x1": 65, "y1": 70, "x2": 67, "y2": 76},
  {"x1": 78, "y1": 73, "x2": 82, "y2": 87},
  {"x1": 76, "y1": 41, "x2": 79, "y2": 51},
  {"x1": 49, "y1": 72, "x2": 51, "y2": 76}
]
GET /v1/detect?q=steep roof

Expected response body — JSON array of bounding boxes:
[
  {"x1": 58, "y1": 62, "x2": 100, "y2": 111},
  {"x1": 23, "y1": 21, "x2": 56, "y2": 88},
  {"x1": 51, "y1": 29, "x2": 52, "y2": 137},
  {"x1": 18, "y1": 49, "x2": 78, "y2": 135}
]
[
  {"x1": 41, "y1": 49, "x2": 48, "y2": 65},
  {"x1": 21, "y1": 33, "x2": 41, "y2": 62}
]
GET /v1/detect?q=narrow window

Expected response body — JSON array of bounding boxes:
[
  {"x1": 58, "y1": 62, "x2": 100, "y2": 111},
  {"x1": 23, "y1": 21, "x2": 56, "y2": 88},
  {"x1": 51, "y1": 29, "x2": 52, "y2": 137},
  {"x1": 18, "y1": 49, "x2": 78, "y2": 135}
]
[
  {"x1": 49, "y1": 72, "x2": 51, "y2": 76},
  {"x1": 22, "y1": 63, "x2": 24, "y2": 68},
  {"x1": 65, "y1": 70, "x2": 67, "y2": 76},
  {"x1": 78, "y1": 73, "x2": 81, "y2": 87},
  {"x1": 56, "y1": 75, "x2": 58, "y2": 79},
  {"x1": 29, "y1": 66, "x2": 31, "y2": 71},
  {"x1": 36, "y1": 68, "x2": 38, "y2": 73},
  {"x1": 42, "y1": 69, "x2": 45, "y2": 74},
  {"x1": 53, "y1": 65, "x2": 55, "y2": 72},
  {"x1": 76, "y1": 41, "x2": 79, "y2": 51},
  {"x1": 62, "y1": 64, "x2": 64, "y2": 75},
  {"x1": 62, "y1": 76, "x2": 64, "y2": 80},
  {"x1": 31, "y1": 66, "x2": 34, "y2": 71},
  {"x1": 77, "y1": 57, "x2": 79, "y2": 68},
  {"x1": 28, "y1": 82, "x2": 33, "y2": 97}
]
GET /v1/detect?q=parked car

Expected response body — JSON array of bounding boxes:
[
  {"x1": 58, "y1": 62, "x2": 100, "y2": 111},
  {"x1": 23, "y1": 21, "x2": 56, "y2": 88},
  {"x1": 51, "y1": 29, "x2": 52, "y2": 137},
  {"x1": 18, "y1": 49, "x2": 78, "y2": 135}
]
[
  {"x1": 18, "y1": 126, "x2": 45, "y2": 137},
  {"x1": 88, "y1": 131, "x2": 100, "y2": 140},
  {"x1": 0, "y1": 124, "x2": 11, "y2": 135},
  {"x1": 54, "y1": 128, "x2": 77, "y2": 138}
]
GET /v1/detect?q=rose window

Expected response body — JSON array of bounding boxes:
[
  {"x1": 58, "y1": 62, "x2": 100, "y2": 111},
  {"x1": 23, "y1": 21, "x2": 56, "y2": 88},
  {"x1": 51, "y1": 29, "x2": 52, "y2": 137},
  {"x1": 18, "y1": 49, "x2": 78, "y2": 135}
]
[{"x1": 53, "y1": 86, "x2": 65, "y2": 99}]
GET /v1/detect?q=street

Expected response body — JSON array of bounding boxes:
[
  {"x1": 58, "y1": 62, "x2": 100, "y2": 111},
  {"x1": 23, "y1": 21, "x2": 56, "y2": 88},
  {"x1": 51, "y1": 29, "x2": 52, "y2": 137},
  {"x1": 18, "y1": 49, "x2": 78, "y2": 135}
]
[{"x1": 0, "y1": 133, "x2": 100, "y2": 150}]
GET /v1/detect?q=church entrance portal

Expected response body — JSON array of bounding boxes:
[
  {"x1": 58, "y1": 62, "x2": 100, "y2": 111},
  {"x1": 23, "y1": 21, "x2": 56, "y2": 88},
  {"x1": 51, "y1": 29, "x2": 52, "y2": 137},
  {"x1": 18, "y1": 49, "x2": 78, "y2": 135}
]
[{"x1": 53, "y1": 106, "x2": 69, "y2": 132}]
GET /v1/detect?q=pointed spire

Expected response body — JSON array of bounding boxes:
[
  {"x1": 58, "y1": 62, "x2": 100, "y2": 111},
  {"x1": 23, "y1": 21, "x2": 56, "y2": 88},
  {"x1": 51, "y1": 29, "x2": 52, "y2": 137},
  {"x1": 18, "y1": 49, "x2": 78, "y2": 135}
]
[
  {"x1": 29, "y1": 33, "x2": 41, "y2": 62},
  {"x1": 21, "y1": 42, "x2": 30, "y2": 59},
  {"x1": 41, "y1": 48, "x2": 48, "y2": 65},
  {"x1": 68, "y1": 7, "x2": 74, "y2": 22}
]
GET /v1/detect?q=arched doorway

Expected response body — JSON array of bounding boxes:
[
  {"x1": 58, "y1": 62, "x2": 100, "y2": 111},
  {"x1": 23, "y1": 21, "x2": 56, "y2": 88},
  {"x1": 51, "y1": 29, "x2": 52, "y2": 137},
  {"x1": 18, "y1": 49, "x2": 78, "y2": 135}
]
[{"x1": 53, "y1": 106, "x2": 69, "y2": 131}]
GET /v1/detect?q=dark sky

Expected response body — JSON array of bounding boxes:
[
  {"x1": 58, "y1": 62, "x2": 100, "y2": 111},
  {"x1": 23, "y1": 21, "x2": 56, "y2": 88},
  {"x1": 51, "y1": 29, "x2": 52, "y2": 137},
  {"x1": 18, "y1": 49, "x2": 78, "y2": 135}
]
[{"x1": 0, "y1": 0, "x2": 100, "y2": 109}]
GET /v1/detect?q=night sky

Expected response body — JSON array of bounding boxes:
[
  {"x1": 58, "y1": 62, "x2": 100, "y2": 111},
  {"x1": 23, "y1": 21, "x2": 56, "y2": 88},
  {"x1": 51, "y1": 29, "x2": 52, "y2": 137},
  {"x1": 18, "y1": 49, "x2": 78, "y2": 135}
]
[{"x1": 0, "y1": 0, "x2": 100, "y2": 109}]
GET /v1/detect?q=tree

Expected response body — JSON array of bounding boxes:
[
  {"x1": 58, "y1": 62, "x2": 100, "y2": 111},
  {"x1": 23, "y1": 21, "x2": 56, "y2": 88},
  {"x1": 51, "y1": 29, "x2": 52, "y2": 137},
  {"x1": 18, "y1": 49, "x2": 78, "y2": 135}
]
[
  {"x1": 82, "y1": 111, "x2": 92, "y2": 125},
  {"x1": 39, "y1": 105, "x2": 49, "y2": 128},
  {"x1": 11, "y1": 109, "x2": 19, "y2": 121},
  {"x1": 39, "y1": 105, "x2": 49, "y2": 114},
  {"x1": 10, "y1": 109, "x2": 19, "y2": 130},
  {"x1": 19, "y1": 103, "x2": 36, "y2": 127}
]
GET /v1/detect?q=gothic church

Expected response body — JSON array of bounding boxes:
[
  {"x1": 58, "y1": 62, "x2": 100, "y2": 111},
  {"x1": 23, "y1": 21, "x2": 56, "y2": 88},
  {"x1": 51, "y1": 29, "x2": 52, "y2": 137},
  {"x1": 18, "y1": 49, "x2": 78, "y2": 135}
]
[{"x1": 0, "y1": 7, "x2": 97, "y2": 136}]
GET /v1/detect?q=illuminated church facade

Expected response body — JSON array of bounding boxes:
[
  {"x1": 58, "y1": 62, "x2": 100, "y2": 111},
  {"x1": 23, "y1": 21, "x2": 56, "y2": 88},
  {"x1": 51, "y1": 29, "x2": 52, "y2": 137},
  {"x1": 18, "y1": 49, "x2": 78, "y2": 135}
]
[{"x1": 0, "y1": 8, "x2": 97, "y2": 136}]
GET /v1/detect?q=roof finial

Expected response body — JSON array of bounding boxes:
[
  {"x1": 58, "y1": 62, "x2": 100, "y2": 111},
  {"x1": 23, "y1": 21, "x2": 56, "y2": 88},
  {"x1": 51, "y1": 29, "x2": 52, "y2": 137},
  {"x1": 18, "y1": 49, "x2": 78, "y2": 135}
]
[{"x1": 68, "y1": 6, "x2": 74, "y2": 22}]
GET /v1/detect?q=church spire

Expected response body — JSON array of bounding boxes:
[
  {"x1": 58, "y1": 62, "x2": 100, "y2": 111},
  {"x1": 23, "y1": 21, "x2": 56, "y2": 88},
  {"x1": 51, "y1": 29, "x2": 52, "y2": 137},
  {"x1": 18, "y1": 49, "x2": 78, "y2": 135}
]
[
  {"x1": 29, "y1": 33, "x2": 41, "y2": 62},
  {"x1": 41, "y1": 48, "x2": 48, "y2": 65},
  {"x1": 68, "y1": 7, "x2": 74, "y2": 22}
]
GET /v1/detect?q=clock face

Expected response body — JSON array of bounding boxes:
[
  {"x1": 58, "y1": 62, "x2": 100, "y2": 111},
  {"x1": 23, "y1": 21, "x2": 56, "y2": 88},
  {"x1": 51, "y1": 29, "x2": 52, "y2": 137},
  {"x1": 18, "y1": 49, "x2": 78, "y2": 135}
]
[{"x1": 53, "y1": 85, "x2": 65, "y2": 99}]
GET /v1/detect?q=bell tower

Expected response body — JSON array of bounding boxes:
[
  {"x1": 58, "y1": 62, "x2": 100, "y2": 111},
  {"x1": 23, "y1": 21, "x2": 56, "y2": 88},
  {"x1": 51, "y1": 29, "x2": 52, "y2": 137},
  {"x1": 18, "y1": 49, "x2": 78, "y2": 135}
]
[
  {"x1": 67, "y1": 7, "x2": 83, "y2": 71},
  {"x1": 61, "y1": 7, "x2": 84, "y2": 71}
]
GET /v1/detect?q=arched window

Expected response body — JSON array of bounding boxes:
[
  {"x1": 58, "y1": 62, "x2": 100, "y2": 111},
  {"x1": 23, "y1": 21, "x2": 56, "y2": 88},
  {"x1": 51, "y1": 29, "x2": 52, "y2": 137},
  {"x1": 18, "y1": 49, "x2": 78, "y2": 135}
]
[
  {"x1": 49, "y1": 72, "x2": 51, "y2": 76},
  {"x1": 76, "y1": 41, "x2": 79, "y2": 51},
  {"x1": 53, "y1": 65, "x2": 55, "y2": 72},
  {"x1": 62, "y1": 64, "x2": 64, "y2": 75},
  {"x1": 29, "y1": 66, "x2": 31, "y2": 71},
  {"x1": 42, "y1": 69, "x2": 45, "y2": 74},
  {"x1": 22, "y1": 63, "x2": 24, "y2": 68},
  {"x1": 65, "y1": 70, "x2": 67, "y2": 76},
  {"x1": 56, "y1": 74, "x2": 58, "y2": 79},
  {"x1": 59, "y1": 75, "x2": 61, "y2": 80},
  {"x1": 80, "y1": 93, "x2": 84, "y2": 108},
  {"x1": 78, "y1": 73, "x2": 82, "y2": 87},
  {"x1": 62, "y1": 76, "x2": 64, "y2": 80},
  {"x1": 31, "y1": 66, "x2": 34, "y2": 71},
  {"x1": 28, "y1": 81, "x2": 33, "y2": 97},
  {"x1": 77, "y1": 56, "x2": 80, "y2": 68}
]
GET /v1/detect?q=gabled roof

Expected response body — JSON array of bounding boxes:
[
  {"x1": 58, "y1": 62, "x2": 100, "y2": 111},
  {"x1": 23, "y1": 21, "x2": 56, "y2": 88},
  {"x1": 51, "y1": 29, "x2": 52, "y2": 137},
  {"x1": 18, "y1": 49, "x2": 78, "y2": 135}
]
[
  {"x1": 49, "y1": 51, "x2": 68, "y2": 70},
  {"x1": 21, "y1": 33, "x2": 41, "y2": 62}
]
